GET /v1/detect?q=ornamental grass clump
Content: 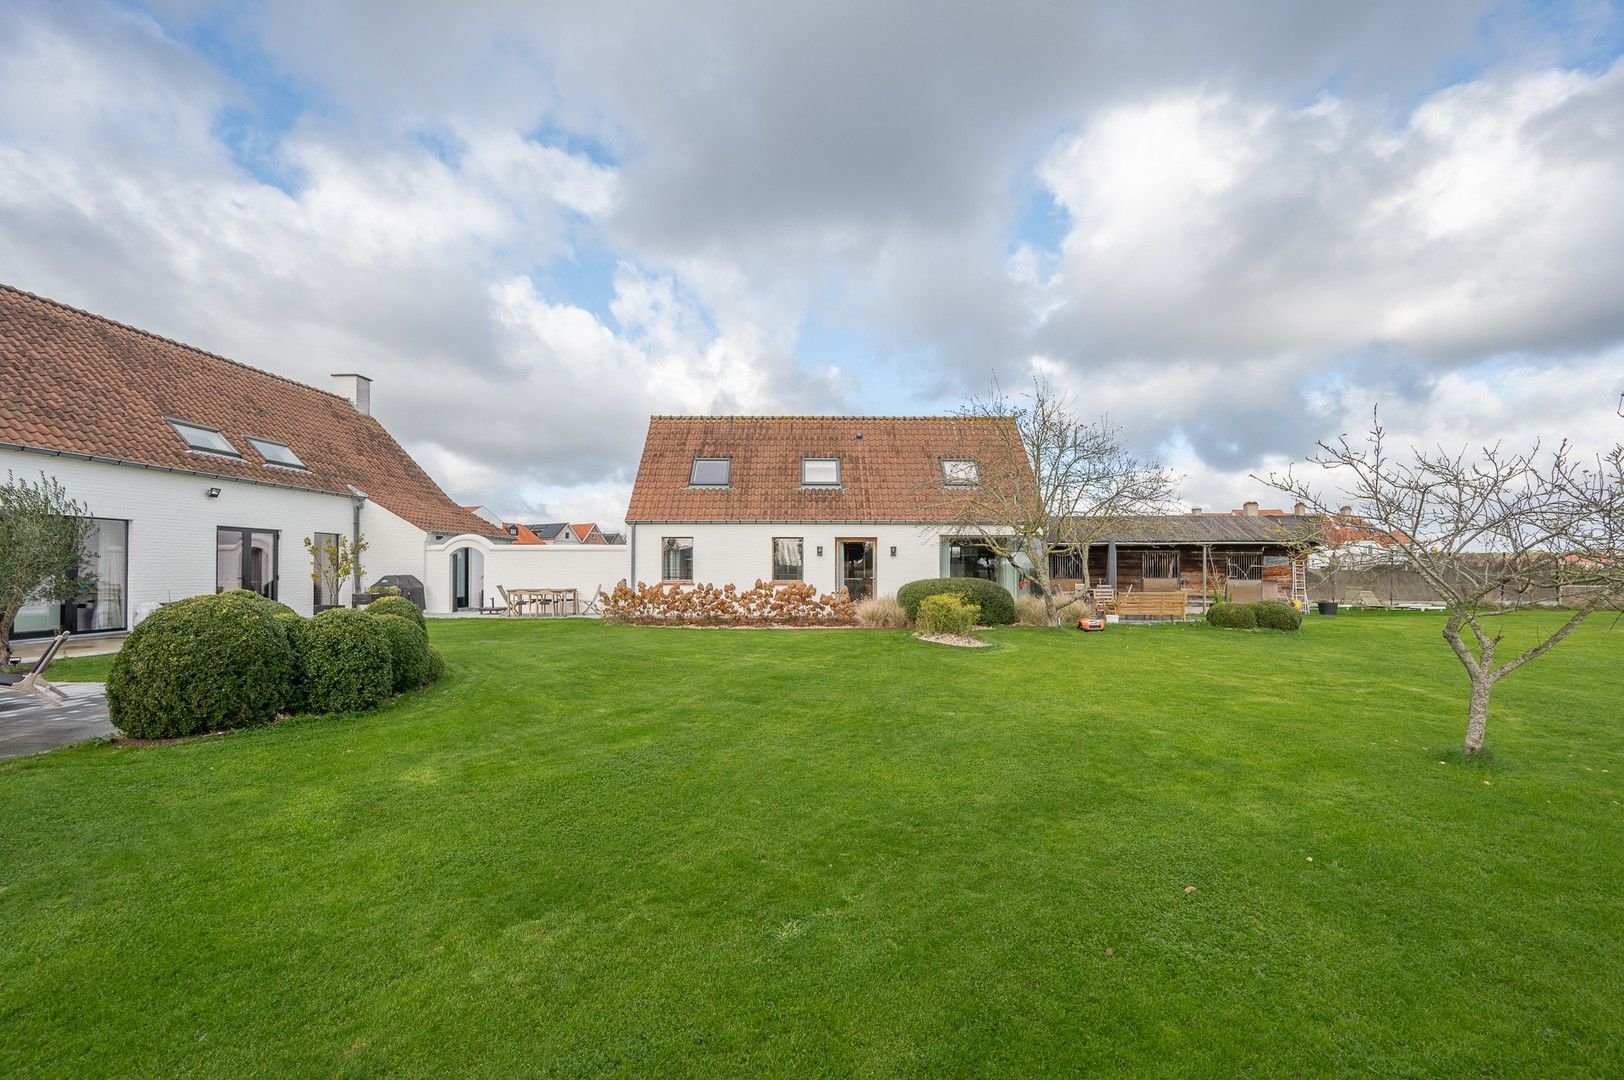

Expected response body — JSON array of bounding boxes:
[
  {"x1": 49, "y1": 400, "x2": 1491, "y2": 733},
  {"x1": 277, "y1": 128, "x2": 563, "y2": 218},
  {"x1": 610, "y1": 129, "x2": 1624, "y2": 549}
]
[
  {"x1": 855, "y1": 594, "x2": 909, "y2": 628},
  {"x1": 304, "y1": 608, "x2": 394, "y2": 713},
  {"x1": 107, "y1": 592, "x2": 296, "y2": 739},
  {"x1": 915, "y1": 593, "x2": 980, "y2": 638}
]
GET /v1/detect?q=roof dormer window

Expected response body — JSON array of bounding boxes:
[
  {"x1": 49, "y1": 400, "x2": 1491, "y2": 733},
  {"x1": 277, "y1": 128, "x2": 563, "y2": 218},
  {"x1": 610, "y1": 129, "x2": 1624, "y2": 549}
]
[
  {"x1": 247, "y1": 437, "x2": 306, "y2": 470},
  {"x1": 689, "y1": 457, "x2": 731, "y2": 487},
  {"x1": 942, "y1": 459, "x2": 979, "y2": 486},
  {"x1": 802, "y1": 457, "x2": 840, "y2": 487},
  {"x1": 168, "y1": 419, "x2": 240, "y2": 457}
]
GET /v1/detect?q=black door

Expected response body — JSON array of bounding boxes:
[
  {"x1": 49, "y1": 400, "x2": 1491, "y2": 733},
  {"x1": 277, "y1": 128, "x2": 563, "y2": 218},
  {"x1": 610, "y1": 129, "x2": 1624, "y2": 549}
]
[
  {"x1": 839, "y1": 539, "x2": 876, "y2": 602},
  {"x1": 451, "y1": 548, "x2": 471, "y2": 610},
  {"x1": 216, "y1": 527, "x2": 278, "y2": 599}
]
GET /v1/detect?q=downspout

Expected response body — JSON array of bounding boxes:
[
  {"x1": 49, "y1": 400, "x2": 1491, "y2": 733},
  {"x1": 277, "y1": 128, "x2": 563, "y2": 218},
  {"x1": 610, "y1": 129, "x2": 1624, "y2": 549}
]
[{"x1": 628, "y1": 523, "x2": 637, "y2": 586}]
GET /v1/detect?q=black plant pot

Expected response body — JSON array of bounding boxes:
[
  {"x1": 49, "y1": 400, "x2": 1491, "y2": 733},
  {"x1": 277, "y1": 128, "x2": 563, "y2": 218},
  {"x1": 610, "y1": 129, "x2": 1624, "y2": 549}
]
[{"x1": 1318, "y1": 601, "x2": 1339, "y2": 615}]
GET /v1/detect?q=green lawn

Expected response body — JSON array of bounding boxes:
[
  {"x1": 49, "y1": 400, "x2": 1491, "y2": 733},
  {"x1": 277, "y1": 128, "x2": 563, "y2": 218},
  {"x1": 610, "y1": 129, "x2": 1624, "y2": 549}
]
[{"x1": 3, "y1": 613, "x2": 1621, "y2": 1077}]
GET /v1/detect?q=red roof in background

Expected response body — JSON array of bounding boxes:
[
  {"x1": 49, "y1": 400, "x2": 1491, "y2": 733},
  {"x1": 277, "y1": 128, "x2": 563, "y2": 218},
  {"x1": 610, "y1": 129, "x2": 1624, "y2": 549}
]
[
  {"x1": 0, "y1": 283, "x2": 501, "y2": 537},
  {"x1": 626, "y1": 415, "x2": 1031, "y2": 523},
  {"x1": 504, "y1": 522, "x2": 545, "y2": 544}
]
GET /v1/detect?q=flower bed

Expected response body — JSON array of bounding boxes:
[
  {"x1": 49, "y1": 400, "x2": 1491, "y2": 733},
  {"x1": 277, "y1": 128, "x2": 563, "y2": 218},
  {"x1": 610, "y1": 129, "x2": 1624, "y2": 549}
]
[{"x1": 601, "y1": 580, "x2": 856, "y2": 626}]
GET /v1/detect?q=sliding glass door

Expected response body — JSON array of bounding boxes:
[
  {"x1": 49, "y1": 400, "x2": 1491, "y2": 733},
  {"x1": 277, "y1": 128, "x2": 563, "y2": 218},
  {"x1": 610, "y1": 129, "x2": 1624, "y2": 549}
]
[{"x1": 217, "y1": 527, "x2": 279, "y2": 599}]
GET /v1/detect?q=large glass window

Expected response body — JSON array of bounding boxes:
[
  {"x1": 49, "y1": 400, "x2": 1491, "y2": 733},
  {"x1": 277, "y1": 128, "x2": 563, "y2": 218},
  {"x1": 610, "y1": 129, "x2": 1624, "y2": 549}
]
[
  {"x1": 948, "y1": 538, "x2": 1001, "y2": 581},
  {"x1": 1143, "y1": 551, "x2": 1180, "y2": 579},
  {"x1": 13, "y1": 518, "x2": 128, "y2": 637},
  {"x1": 168, "y1": 419, "x2": 240, "y2": 456},
  {"x1": 217, "y1": 527, "x2": 279, "y2": 598},
  {"x1": 801, "y1": 458, "x2": 840, "y2": 486},
  {"x1": 662, "y1": 537, "x2": 694, "y2": 581},
  {"x1": 772, "y1": 538, "x2": 804, "y2": 581},
  {"x1": 689, "y1": 458, "x2": 731, "y2": 486}
]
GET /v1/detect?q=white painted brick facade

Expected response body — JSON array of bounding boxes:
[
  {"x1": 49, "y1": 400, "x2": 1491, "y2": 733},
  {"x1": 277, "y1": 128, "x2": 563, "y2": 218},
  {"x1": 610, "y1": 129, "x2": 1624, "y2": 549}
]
[{"x1": 1, "y1": 448, "x2": 428, "y2": 623}]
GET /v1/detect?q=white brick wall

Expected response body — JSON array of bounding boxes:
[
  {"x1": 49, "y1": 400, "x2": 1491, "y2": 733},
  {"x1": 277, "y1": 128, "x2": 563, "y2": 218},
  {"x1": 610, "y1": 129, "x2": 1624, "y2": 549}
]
[
  {"x1": 2, "y1": 449, "x2": 428, "y2": 624},
  {"x1": 626, "y1": 522, "x2": 979, "y2": 597},
  {"x1": 423, "y1": 535, "x2": 630, "y2": 612}
]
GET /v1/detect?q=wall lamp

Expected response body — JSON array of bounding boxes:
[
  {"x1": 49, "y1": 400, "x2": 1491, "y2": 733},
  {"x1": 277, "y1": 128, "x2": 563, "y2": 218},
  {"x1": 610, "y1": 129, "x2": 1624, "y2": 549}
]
[
  {"x1": 816, "y1": 545, "x2": 824, "y2": 557},
  {"x1": 889, "y1": 546, "x2": 897, "y2": 556},
  {"x1": 205, "y1": 486, "x2": 222, "y2": 498}
]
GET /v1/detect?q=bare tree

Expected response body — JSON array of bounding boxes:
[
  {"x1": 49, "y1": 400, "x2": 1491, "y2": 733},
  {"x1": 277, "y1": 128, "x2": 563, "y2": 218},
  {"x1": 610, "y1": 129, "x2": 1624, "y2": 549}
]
[
  {"x1": 946, "y1": 378, "x2": 1180, "y2": 626},
  {"x1": 1264, "y1": 409, "x2": 1624, "y2": 754}
]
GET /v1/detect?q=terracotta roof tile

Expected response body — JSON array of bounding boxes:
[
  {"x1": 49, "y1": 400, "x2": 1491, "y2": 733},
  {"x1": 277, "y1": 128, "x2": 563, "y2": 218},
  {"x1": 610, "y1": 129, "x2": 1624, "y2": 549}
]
[
  {"x1": 0, "y1": 283, "x2": 501, "y2": 537},
  {"x1": 626, "y1": 415, "x2": 1030, "y2": 523}
]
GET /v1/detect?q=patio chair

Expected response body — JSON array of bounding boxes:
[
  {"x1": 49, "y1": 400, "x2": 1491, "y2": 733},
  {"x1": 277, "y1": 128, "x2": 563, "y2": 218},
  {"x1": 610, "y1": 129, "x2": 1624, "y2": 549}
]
[
  {"x1": 1090, "y1": 585, "x2": 1117, "y2": 613},
  {"x1": 0, "y1": 631, "x2": 71, "y2": 707},
  {"x1": 497, "y1": 585, "x2": 523, "y2": 617}
]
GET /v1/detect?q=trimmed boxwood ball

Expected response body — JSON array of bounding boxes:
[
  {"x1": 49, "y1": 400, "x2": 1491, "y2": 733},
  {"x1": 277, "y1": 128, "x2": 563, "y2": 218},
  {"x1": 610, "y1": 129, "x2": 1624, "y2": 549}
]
[
  {"x1": 272, "y1": 610, "x2": 315, "y2": 714},
  {"x1": 372, "y1": 612, "x2": 432, "y2": 691},
  {"x1": 426, "y1": 644, "x2": 447, "y2": 684},
  {"x1": 366, "y1": 594, "x2": 425, "y2": 629},
  {"x1": 304, "y1": 608, "x2": 394, "y2": 713},
  {"x1": 896, "y1": 577, "x2": 1015, "y2": 625},
  {"x1": 1253, "y1": 600, "x2": 1303, "y2": 632},
  {"x1": 1207, "y1": 602, "x2": 1258, "y2": 630},
  {"x1": 107, "y1": 592, "x2": 296, "y2": 739},
  {"x1": 219, "y1": 587, "x2": 297, "y2": 619}
]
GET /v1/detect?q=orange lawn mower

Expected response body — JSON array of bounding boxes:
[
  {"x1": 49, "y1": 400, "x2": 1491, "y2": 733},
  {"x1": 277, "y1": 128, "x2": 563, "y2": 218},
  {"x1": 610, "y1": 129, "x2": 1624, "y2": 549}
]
[{"x1": 1077, "y1": 616, "x2": 1106, "y2": 632}]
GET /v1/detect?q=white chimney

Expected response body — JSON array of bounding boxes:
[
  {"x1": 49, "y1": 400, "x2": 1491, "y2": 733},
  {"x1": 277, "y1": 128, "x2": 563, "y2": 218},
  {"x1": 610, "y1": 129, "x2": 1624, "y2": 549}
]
[
  {"x1": 1243, "y1": 500, "x2": 1260, "y2": 516},
  {"x1": 1294, "y1": 501, "x2": 1307, "y2": 515},
  {"x1": 331, "y1": 373, "x2": 372, "y2": 416}
]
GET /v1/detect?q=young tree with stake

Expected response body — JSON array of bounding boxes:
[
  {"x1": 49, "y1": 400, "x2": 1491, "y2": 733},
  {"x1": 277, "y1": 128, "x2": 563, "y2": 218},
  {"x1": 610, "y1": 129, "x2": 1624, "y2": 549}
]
[
  {"x1": 1265, "y1": 407, "x2": 1624, "y2": 754},
  {"x1": 946, "y1": 378, "x2": 1179, "y2": 627}
]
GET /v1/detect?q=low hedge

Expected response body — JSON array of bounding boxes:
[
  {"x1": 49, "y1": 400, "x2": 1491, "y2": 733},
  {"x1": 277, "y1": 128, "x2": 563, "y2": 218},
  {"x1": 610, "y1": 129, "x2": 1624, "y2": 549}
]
[
  {"x1": 107, "y1": 592, "x2": 296, "y2": 738},
  {"x1": 896, "y1": 578, "x2": 1015, "y2": 625},
  {"x1": 304, "y1": 608, "x2": 394, "y2": 713},
  {"x1": 1208, "y1": 600, "x2": 1303, "y2": 631},
  {"x1": 1207, "y1": 602, "x2": 1258, "y2": 630},
  {"x1": 373, "y1": 612, "x2": 432, "y2": 691},
  {"x1": 366, "y1": 594, "x2": 425, "y2": 629},
  {"x1": 1253, "y1": 600, "x2": 1303, "y2": 631}
]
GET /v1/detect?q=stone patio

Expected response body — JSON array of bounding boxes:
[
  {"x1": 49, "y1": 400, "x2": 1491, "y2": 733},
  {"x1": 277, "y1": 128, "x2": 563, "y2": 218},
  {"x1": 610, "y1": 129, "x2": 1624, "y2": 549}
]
[{"x1": 0, "y1": 683, "x2": 117, "y2": 760}]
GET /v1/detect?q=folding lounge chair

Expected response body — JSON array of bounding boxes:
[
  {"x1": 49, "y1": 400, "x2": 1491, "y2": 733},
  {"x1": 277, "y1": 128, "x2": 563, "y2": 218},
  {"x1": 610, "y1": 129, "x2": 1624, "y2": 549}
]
[{"x1": 0, "y1": 631, "x2": 71, "y2": 707}]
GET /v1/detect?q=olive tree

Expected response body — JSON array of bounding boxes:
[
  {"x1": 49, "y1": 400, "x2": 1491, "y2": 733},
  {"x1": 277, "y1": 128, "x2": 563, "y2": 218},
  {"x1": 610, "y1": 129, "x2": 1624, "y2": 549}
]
[
  {"x1": 1265, "y1": 408, "x2": 1624, "y2": 754},
  {"x1": 947, "y1": 378, "x2": 1179, "y2": 626},
  {"x1": 0, "y1": 472, "x2": 94, "y2": 663}
]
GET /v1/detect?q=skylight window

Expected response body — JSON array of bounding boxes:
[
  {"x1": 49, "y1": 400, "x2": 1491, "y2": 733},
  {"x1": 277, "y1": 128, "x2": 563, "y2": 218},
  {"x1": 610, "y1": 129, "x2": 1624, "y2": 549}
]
[
  {"x1": 802, "y1": 458, "x2": 840, "y2": 486},
  {"x1": 942, "y1": 459, "x2": 980, "y2": 485},
  {"x1": 168, "y1": 419, "x2": 240, "y2": 457},
  {"x1": 689, "y1": 457, "x2": 731, "y2": 486},
  {"x1": 247, "y1": 437, "x2": 306, "y2": 470}
]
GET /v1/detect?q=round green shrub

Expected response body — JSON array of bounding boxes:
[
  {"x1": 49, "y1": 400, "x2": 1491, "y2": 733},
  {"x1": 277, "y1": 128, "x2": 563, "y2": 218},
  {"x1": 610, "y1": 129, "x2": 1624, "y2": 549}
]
[
  {"x1": 426, "y1": 645, "x2": 447, "y2": 684},
  {"x1": 1253, "y1": 600, "x2": 1303, "y2": 631},
  {"x1": 915, "y1": 593, "x2": 980, "y2": 637},
  {"x1": 1207, "y1": 602, "x2": 1258, "y2": 630},
  {"x1": 896, "y1": 577, "x2": 1015, "y2": 625},
  {"x1": 218, "y1": 587, "x2": 297, "y2": 619},
  {"x1": 107, "y1": 592, "x2": 296, "y2": 738},
  {"x1": 372, "y1": 612, "x2": 432, "y2": 691},
  {"x1": 366, "y1": 594, "x2": 425, "y2": 629},
  {"x1": 272, "y1": 610, "x2": 315, "y2": 713},
  {"x1": 304, "y1": 608, "x2": 394, "y2": 713}
]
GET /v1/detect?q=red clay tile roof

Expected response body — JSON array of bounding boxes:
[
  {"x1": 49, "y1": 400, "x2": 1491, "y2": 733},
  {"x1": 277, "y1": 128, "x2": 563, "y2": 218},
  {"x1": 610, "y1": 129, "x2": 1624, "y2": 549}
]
[
  {"x1": 0, "y1": 283, "x2": 501, "y2": 537},
  {"x1": 626, "y1": 415, "x2": 1031, "y2": 523}
]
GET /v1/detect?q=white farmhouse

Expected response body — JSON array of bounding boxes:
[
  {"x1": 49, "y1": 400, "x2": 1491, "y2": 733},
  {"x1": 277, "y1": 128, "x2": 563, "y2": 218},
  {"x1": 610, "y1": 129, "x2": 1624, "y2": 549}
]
[
  {"x1": 0, "y1": 283, "x2": 505, "y2": 646},
  {"x1": 622, "y1": 415, "x2": 1028, "y2": 599}
]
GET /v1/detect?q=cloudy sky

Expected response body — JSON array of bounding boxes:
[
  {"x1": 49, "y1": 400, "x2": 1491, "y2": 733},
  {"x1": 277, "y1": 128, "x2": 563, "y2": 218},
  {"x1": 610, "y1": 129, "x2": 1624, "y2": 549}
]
[{"x1": 3, "y1": 1, "x2": 1622, "y2": 527}]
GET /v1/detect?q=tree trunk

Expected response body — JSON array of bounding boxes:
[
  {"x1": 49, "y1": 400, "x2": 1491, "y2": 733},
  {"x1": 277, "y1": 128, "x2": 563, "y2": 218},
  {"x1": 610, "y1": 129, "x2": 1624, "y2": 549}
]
[{"x1": 1464, "y1": 674, "x2": 1493, "y2": 754}]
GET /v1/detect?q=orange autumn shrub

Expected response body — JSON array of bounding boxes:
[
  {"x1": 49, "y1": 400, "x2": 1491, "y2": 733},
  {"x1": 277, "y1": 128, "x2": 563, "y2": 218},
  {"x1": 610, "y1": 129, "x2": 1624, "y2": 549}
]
[{"x1": 600, "y1": 580, "x2": 856, "y2": 626}]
